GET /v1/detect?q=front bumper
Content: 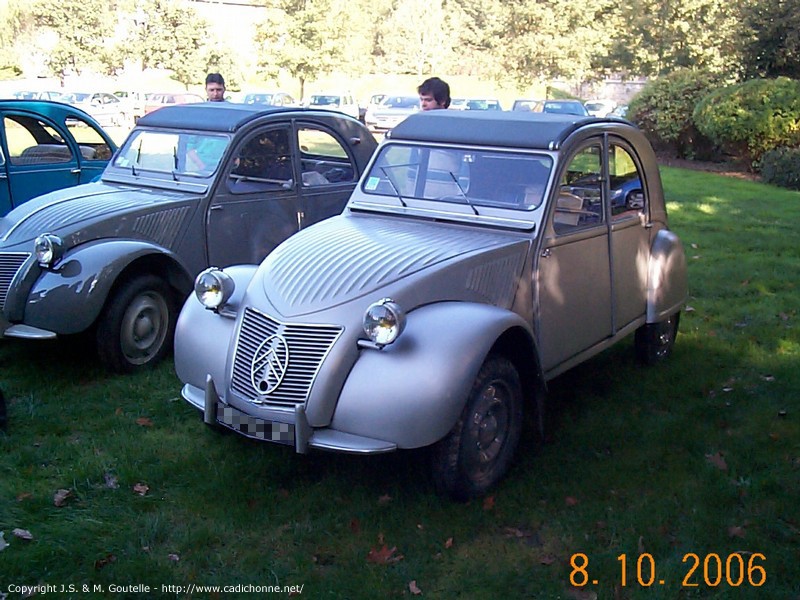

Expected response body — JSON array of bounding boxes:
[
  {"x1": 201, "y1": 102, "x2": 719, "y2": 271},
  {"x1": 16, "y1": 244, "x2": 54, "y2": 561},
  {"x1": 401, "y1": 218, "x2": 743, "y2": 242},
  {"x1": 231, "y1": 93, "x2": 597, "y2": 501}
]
[{"x1": 182, "y1": 377, "x2": 397, "y2": 455}]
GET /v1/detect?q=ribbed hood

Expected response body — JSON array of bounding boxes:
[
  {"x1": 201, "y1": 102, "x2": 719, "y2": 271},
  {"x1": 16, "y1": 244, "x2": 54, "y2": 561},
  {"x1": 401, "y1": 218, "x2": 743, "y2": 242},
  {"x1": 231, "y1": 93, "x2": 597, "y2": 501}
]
[
  {"x1": 260, "y1": 213, "x2": 529, "y2": 316},
  {"x1": 0, "y1": 182, "x2": 194, "y2": 245}
]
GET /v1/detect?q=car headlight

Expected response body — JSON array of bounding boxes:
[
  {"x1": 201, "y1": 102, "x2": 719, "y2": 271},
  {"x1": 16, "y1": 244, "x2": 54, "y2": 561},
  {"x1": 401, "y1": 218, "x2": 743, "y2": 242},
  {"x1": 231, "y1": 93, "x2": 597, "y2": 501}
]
[
  {"x1": 194, "y1": 267, "x2": 235, "y2": 310},
  {"x1": 363, "y1": 298, "x2": 406, "y2": 346},
  {"x1": 34, "y1": 233, "x2": 64, "y2": 267}
]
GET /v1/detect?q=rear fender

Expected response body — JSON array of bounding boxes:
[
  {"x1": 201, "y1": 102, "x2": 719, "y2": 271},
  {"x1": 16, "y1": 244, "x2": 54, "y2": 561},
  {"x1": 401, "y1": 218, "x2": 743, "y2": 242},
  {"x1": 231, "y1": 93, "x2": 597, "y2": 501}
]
[{"x1": 647, "y1": 229, "x2": 688, "y2": 321}]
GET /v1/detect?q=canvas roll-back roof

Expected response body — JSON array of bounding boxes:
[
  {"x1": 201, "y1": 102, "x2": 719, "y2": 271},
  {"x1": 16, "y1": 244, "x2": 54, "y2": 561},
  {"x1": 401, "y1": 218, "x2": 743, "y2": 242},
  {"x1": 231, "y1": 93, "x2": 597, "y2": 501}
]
[{"x1": 388, "y1": 110, "x2": 621, "y2": 150}]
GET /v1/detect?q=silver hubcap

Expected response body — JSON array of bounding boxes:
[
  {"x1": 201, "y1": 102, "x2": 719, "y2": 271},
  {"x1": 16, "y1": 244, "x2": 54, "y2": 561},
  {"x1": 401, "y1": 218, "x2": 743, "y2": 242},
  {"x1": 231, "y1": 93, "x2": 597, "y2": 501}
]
[
  {"x1": 120, "y1": 292, "x2": 168, "y2": 364},
  {"x1": 465, "y1": 381, "x2": 511, "y2": 475}
]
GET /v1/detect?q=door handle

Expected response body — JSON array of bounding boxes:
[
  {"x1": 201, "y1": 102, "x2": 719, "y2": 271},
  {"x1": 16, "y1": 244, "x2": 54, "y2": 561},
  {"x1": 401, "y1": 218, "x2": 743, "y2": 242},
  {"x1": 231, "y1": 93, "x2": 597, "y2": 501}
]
[
  {"x1": 209, "y1": 204, "x2": 223, "y2": 211},
  {"x1": 296, "y1": 211, "x2": 305, "y2": 229},
  {"x1": 541, "y1": 248, "x2": 552, "y2": 258},
  {"x1": 70, "y1": 168, "x2": 81, "y2": 175}
]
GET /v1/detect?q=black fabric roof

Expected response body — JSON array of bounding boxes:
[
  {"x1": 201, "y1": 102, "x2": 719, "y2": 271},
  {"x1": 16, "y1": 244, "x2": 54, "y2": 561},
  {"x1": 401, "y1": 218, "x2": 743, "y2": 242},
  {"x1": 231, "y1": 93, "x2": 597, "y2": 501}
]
[{"x1": 137, "y1": 103, "x2": 298, "y2": 132}]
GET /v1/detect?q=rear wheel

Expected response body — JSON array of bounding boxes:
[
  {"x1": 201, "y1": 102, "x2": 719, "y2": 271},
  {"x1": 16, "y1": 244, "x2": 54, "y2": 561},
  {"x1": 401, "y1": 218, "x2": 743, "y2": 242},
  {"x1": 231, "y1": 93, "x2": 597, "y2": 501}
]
[
  {"x1": 431, "y1": 355, "x2": 523, "y2": 501},
  {"x1": 96, "y1": 275, "x2": 177, "y2": 373},
  {"x1": 635, "y1": 311, "x2": 680, "y2": 365}
]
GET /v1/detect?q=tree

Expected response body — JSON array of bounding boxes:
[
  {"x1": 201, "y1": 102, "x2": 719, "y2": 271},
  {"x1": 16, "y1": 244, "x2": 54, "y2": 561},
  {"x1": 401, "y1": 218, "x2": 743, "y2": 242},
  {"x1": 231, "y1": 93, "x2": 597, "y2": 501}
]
[
  {"x1": 254, "y1": 0, "x2": 350, "y2": 99},
  {"x1": 601, "y1": 0, "x2": 740, "y2": 78},
  {"x1": 116, "y1": 0, "x2": 212, "y2": 88},
  {"x1": 29, "y1": 0, "x2": 115, "y2": 80},
  {"x1": 739, "y1": 0, "x2": 800, "y2": 79}
]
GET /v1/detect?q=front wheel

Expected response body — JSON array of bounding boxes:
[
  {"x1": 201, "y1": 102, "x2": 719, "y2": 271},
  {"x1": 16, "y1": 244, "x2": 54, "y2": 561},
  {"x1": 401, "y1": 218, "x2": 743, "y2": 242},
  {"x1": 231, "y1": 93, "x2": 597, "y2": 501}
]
[
  {"x1": 635, "y1": 311, "x2": 680, "y2": 365},
  {"x1": 431, "y1": 355, "x2": 523, "y2": 501},
  {"x1": 96, "y1": 275, "x2": 177, "y2": 373}
]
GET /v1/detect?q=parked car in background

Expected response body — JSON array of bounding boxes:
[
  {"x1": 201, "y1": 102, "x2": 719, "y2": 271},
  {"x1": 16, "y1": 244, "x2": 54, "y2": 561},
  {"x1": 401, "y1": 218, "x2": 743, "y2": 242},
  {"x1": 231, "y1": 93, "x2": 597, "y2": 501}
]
[
  {"x1": 584, "y1": 99, "x2": 617, "y2": 117},
  {"x1": 0, "y1": 103, "x2": 376, "y2": 372},
  {"x1": 305, "y1": 93, "x2": 360, "y2": 120},
  {"x1": 59, "y1": 91, "x2": 129, "y2": 127},
  {"x1": 511, "y1": 99, "x2": 541, "y2": 112},
  {"x1": 242, "y1": 92, "x2": 297, "y2": 107},
  {"x1": 450, "y1": 98, "x2": 467, "y2": 110},
  {"x1": 359, "y1": 93, "x2": 387, "y2": 124},
  {"x1": 364, "y1": 94, "x2": 419, "y2": 133},
  {"x1": 143, "y1": 92, "x2": 204, "y2": 116},
  {"x1": 611, "y1": 105, "x2": 629, "y2": 118},
  {"x1": 0, "y1": 99, "x2": 117, "y2": 215},
  {"x1": 541, "y1": 100, "x2": 590, "y2": 116},
  {"x1": 175, "y1": 110, "x2": 687, "y2": 500},
  {"x1": 457, "y1": 98, "x2": 503, "y2": 111},
  {"x1": 115, "y1": 90, "x2": 149, "y2": 123},
  {"x1": 9, "y1": 91, "x2": 63, "y2": 101}
]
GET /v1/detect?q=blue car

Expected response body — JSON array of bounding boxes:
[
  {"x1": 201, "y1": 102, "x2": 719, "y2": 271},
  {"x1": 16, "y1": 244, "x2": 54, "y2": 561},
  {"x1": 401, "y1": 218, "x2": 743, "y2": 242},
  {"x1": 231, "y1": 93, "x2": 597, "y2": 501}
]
[{"x1": 0, "y1": 100, "x2": 117, "y2": 215}]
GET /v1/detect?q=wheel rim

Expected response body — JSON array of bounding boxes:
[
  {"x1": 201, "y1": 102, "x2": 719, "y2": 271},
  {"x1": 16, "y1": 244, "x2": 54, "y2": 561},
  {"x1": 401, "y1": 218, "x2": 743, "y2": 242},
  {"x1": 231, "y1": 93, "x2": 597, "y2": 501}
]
[
  {"x1": 119, "y1": 291, "x2": 169, "y2": 365},
  {"x1": 463, "y1": 380, "x2": 512, "y2": 478},
  {"x1": 654, "y1": 316, "x2": 676, "y2": 358}
]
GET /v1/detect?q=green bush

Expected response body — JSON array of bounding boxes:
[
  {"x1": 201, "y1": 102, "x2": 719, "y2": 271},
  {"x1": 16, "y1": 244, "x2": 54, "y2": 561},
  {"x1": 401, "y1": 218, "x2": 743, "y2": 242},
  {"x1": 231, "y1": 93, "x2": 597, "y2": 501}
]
[
  {"x1": 627, "y1": 68, "x2": 722, "y2": 160},
  {"x1": 759, "y1": 146, "x2": 800, "y2": 189},
  {"x1": 693, "y1": 77, "x2": 800, "y2": 167}
]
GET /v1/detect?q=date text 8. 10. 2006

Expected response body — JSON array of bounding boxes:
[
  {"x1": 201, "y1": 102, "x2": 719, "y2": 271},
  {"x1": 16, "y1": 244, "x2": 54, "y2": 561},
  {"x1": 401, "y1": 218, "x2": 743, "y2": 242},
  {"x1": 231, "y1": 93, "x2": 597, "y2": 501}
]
[{"x1": 569, "y1": 552, "x2": 766, "y2": 588}]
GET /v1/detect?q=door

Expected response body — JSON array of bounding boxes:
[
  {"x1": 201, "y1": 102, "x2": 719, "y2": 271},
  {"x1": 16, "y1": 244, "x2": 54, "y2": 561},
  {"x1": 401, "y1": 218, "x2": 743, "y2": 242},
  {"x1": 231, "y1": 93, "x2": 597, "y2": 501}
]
[
  {"x1": 64, "y1": 113, "x2": 115, "y2": 183},
  {"x1": 608, "y1": 141, "x2": 649, "y2": 330},
  {"x1": 0, "y1": 145, "x2": 11, "y2": 215},
  {"x1": 206, "y1": 124, "x2": 301, "y2": 267},
  {"x1": 295, "y1": 123, "x2": 361, "y2": 228},
  {"x1": 536, "y1": 142, "x2": 613, "y2": 373},
  {"x1": 2, "y1": 113, "x2": 80, "y2": 210}
]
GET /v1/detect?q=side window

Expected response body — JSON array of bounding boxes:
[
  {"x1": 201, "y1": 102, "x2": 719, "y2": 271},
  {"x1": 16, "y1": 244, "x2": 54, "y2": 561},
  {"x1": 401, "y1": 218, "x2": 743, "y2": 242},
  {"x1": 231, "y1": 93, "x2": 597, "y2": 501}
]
[
  {"x1": 553, "y1": 144, "x2": 603, "y2": 234},
  {"x1": 64, "y1": 115, "x2": 113, "y2": 161},
  {"x1": 227, "y1": 127, "x2": 293, "y2": 194},
  {"x1": 297, "y1": 126, "x2": 356, "y2": 186},
  {"x1": 5, "y1": 115, "x2": 74, "y2": 166},
  {"x1": 609, "y1": 144, "x2": 645, "y2": 220}
]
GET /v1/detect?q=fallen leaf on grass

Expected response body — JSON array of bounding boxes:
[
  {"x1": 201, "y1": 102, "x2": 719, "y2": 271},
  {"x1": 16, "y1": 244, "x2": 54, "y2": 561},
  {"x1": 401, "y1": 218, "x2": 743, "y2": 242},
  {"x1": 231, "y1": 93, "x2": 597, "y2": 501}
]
[
  {"x1": 409, "y1": 580, "x2": 423, "y2": 595},
  {"x1": 53, "y1": 489, "x2": 72, "y2": 507},
  {"x1": 168, "y1": 553, "x2": 180, "y2": 562},
  {"x1": 761, "y1": 374, "x2": 775, "y2": 382},
  {"x1": 135, "y1": 417, "x2": 153, "y2": 427},
  {"x1": 540, "y1": 554, "x2": 557, "y2": 565},
  {"x1": 565, "y1": 496, "x2": 579, "y2": 506},
  {"x1": 12, "y1": 528, "x2": 33, "y2": 541},
  {"x1": 377, "y1": 494, "x2": 392, "y2": 505},
  {"x1": 444, "y1": 537, "x2": 454, "y2": 549},
  {"x1": 706, "y1": 452, "x2": 728, "y2": 471},
  {"x1": 16, "y1": 492, "x2": 32, "y2": 502},
  {"x1": 349, "y1": 518, "x2": 360, "y2": 534},
  {"x1": 0, "y1": 531, "x2": 7, "y2": 551},
  {"x1": 367, "y1": 544, "x2": 403, "y2": 565},
  {"x1": 728, "y1": 525, "x2": 746, "y2": 538},
  {"x1": 94, "y1": 553, "x2": 116, "y2": 570},
  {"x1": 483, "y1": 495, "x2": 495, "y2": 510},
  {"x1": 133, "y1": 483, "x2": 150, "y2": 496},
  {"x1": 566, "y1": 585, "x2": 597, "y2": 599},
  {"x1": 104, "y1": 473, "x2": 119, "y2": 489}
]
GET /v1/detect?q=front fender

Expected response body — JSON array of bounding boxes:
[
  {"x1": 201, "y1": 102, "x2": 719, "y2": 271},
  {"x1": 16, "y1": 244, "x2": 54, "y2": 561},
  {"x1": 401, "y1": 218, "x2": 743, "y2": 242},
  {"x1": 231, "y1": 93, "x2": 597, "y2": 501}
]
[
  {"x1": 647, "y1": 229, "x2": 688, "y2": 321},
  {"x1": 24, "y1": 239, "x2": 188, "y2": 335},
  {"x1": 174, "y1": 264, "x2": 259, "y2": 393},
  {"x1": 330, "y1": 301, "x2": 533, "y2": 449}
]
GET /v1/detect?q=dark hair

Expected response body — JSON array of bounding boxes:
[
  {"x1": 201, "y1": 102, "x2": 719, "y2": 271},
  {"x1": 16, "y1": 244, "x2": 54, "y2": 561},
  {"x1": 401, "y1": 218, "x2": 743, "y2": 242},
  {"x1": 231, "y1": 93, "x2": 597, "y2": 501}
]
[
  {"x1": 417, "y1": 76, "x2": 451, "y2": 108},
  {"x1": 205, "y1": 73, "x2": 225, "y2": 87}
]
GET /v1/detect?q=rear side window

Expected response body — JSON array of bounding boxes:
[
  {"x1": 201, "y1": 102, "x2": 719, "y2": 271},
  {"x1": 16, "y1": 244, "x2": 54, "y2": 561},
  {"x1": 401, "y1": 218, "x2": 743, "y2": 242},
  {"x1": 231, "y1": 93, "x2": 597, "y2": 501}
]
[
  {"x1": 298, "y1": 126, "x2": 356, "y2": 186},
  {"x1": 4, "y1": 115, "x2": 74, "y2": 166},
  {"x1": 64, "y1": 114, "x2": 113, "y2": 161}
]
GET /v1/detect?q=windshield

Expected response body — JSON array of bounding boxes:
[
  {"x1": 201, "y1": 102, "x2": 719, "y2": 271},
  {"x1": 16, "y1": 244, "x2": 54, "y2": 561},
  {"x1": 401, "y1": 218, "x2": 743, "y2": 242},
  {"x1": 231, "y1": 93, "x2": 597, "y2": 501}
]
[
  {"x1": 113, "y1": 129, "x2": 230, "y2": 177},
  {"x1": 61, "y1": 93, "x2": 91, "y2": 103},
  {"x1": 382, "y1": 96, "x2": 419, "y2": 109},
  {"x1": 310, "y1": 95, "x2": 340, "y2": 106},
  {"x1": 362, "y1": 143, "x2": 553, "y2": 211}
]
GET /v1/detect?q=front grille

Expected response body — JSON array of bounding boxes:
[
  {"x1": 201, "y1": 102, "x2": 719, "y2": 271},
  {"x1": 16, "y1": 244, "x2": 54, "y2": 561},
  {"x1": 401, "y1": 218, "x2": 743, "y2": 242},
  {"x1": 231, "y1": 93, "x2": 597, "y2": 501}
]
[
  {"x1": 0, "y1": 252, "x2": 29, "y2": 310},
  {"x1": 231, "y1": 307, "x2": 343, "y2": 406}
]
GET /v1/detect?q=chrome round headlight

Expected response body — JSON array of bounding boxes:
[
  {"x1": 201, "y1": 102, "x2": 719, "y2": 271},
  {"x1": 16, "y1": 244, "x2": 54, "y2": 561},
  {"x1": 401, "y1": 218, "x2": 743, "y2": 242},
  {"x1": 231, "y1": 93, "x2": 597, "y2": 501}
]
[
  {"x1": 363, "y1": 298, "x2": 406, "y2": 346},
  {"x1": 34, "y1": 233, "x2": 64, "y2": 267},
  {"x1": 194, "y1": 267, "x2": 235, "y2": 310}
]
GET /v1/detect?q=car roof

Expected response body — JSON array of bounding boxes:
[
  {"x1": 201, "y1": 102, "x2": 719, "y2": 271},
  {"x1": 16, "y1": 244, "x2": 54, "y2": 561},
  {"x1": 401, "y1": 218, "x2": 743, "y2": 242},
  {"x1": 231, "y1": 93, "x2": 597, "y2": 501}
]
[{"x1": 388, "y1": 110, "x2": 613, "y2": 149}]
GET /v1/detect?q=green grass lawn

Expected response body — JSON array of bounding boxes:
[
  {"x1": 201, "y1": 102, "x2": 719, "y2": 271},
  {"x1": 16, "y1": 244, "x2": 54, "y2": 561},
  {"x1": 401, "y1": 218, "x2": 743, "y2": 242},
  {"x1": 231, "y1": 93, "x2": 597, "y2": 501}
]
[{"x1": 1, "y1": 168, "x2": 799, "y2": 599}]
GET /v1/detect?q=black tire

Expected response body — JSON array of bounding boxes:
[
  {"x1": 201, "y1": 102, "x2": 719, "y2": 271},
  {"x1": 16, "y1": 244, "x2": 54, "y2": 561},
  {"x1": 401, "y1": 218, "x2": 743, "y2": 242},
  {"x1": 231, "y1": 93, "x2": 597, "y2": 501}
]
[
  {"x1": 431, "y1": 355, "x2": 523, "y2": 501},
  {"x1": 635, "y1": 311, "x2": 680, "y2": 365},
  {"x1": 96, "y1": 275, "x2": 176, "y2": 373}
]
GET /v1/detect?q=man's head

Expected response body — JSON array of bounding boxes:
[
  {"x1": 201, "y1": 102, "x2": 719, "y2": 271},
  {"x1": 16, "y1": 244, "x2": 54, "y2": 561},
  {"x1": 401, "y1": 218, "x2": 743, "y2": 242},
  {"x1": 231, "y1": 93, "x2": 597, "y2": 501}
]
[
  {"x1": 205, "y1": 73, "x2": 226, "y2": 102},
  {"x1": 418, "y1": 77, "x2": 451, "y2": 110}
]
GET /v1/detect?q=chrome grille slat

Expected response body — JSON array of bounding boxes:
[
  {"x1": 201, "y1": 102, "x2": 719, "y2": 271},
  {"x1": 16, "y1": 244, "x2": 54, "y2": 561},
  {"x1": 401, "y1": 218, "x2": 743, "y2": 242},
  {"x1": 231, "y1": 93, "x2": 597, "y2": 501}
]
[
  {"x1": 231, "y1": 307, "x2": 342, "y2": 406},
  {"x1": 0, "y1": 252, "x2": 29, "y2": 310}
]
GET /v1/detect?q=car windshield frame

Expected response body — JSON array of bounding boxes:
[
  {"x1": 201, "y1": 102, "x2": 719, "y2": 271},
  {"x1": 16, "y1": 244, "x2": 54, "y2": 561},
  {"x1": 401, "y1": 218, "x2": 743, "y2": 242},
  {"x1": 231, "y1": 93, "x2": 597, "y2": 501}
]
[
  {"x1": 353, "y1": 141, "x2": 554, "y2": 229},
  {"x1": 111, "y1": 128, "x2": 231, "y2": 179}
]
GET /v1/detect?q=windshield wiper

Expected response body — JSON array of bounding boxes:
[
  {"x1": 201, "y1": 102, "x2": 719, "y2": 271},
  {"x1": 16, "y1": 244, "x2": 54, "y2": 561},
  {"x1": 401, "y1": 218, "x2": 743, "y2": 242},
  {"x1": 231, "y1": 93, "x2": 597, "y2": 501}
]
[
  {"x1": 447, "y1": 171, "x2": 478, "y2": 215},
  {"x1": 131, "y1": 140, "x2": 142, "y2": 176},
  {"x1": 379, "y1": 166, "x2": 407, "y2": 207},
  {"x1": 172, "y1": 146, "x2": 179, "y2": 181}
]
